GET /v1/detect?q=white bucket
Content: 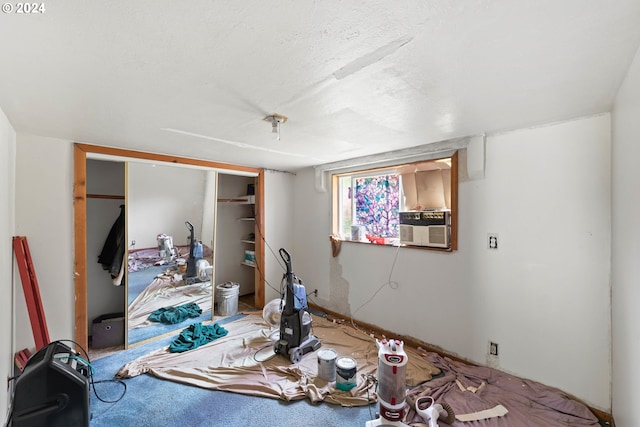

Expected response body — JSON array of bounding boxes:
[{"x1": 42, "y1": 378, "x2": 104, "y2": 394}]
[
  {"x1": 336, "y1": 356, "x2": 357, "y2": 391},
  {"x1": 215, "y1": 282, "x2": 240, "y2": 316},
  {"x1": 317, "y1": 348, "x2": 337, "y2": 382}
]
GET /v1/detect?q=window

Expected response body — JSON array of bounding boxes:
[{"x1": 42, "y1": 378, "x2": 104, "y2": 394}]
[{"x1": 332, "y1": 152, "x2": 457, "y2": 250}]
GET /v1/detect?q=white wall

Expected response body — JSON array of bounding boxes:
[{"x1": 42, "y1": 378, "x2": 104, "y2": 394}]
[
  {"x1": 1, "y1": 107, "x2": 16, "y2": 422},
  {"x1": 201, "y1": 171, "x2": 217, "y2": 250},
  {"x1": 611, "y1": 45, "x2": 640, "y2": 426},
  {"x1": 293, "y1": 114, "x2": 612, "y2": 410},
  {"x1": 14, "y1": 134, "x2": 75, "y2": 352},
  {"x1": 128, "y1": 162, "x2": 208, "y2": 249},
  {"x1": 263, "y1": 170, "x2": 295, "y2": 303}
]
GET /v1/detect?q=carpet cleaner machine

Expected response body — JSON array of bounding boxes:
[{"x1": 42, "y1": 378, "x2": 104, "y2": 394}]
[
  {"x1": 183, "y1": 221, "x2": 209, "y2": 285},
  {"x1": 366, "y1": 339, "x2": 455, "y2": 427},
  {"x1": 274, "y1": 248, "x2": 321, "y2": 363}
]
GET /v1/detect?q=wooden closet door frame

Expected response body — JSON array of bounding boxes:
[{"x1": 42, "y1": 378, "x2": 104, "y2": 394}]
[{"x1": 73, "y1": 143, "x2": 265, "y2": 349}]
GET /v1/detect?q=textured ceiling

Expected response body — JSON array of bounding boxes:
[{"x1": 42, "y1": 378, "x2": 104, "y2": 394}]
[{"x1": 1, "y1": 0, "x2": 639, "y2": 170}]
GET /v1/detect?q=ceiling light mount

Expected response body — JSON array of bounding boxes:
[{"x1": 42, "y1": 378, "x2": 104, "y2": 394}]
[{"x1": 263, "y1": 113, "x2": 288, "y2": 141}]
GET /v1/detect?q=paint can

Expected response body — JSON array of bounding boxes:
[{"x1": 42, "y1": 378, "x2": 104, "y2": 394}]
[
  {"x1": 317, "y1": 348, "x2": 337, "y2": 381},
  {"x1": 335, "y1": 356, "x2": 357, "y2": 391},
  {"x1": 215, "y1": 282, "x2": 240, "y2": 316}
]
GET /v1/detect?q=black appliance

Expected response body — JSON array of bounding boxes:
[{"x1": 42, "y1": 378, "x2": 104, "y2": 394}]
[
  {"x1": 9, "y1": 341, "x2": 90, "y2": 427},
  {"x1": 274, "y1": 248, "x2": 321, "y2": 363}
]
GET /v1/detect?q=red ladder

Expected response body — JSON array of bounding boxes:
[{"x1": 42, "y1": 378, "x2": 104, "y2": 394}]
[{"x1": 13, "y1": 236, "x2": 50, "y2": 352}]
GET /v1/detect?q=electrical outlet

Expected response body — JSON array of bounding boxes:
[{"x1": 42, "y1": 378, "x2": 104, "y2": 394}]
[
  {"x1": 487, "y1": 341, "x2": 500, "y2": 368},
  {"x1": 487, "y1": 233, "x2": 498, "y2": 250},
  {"x1": 489, "y1": 341, "x2": 499, "y2": 356},
  {"x1": 313, "y1": 289, "x2": 318, "y2": 297},
  {"x1": 131, "y1": 240, "x2": 136, "y2": 247}
]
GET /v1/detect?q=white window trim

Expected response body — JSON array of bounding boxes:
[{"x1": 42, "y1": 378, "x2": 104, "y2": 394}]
[{"x1": 314, "y1": 134, "x2": 484, "y2": 192}]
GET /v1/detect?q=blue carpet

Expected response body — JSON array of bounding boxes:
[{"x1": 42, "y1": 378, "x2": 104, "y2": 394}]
[
  {"x1": 128, "y1": 264, "x2": 177, "y2": 305},
  {"x1": 89, "y1": 315, "x2": 377, "y2": 427}
]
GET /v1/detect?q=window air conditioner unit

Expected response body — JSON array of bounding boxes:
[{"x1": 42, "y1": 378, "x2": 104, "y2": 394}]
[{"x1": 399, "y1": 211, "x2": 450, "y2": 249}]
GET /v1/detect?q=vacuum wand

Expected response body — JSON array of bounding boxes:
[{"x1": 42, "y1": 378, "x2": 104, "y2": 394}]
[
  {"x1": 184, "y1": 220, "x2": 201, "y2": 283},
  {"x1": 185, "y1": 221, "x2": 195, "y2": 258},
  {"x1": 279, "y1": 248, "x2": 295, "y2": 316}
]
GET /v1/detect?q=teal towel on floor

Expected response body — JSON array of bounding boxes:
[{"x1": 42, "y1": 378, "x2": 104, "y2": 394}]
[
  {"x1": 148, "y1": 302, "x2": 203, "y2": 324},
  {"x1": 169, "y1": 322, "x2": 229, "y2": 353}
]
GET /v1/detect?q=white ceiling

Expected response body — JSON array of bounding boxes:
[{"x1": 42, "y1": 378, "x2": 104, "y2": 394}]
[{"x1": 1, "y1": 1, "x2": 639, "y2": 171}]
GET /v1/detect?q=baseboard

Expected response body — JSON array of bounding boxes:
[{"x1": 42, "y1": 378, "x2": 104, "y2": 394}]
[
  {"x1": 309, "y1": 302, "x2": 615, "y2": 426},
  {"x1": 592, "y1": 409, "x2": 615, "y2": 426}
]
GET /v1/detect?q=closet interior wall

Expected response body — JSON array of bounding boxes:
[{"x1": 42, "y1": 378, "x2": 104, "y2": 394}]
[
  {"x1": 86, "y1": 159, "x2": 126, "y2": 340},
  {"x1": 215, "y1": 173, "x2": 256, "y2": 297}
]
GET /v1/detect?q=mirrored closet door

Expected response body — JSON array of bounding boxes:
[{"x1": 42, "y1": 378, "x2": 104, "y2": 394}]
[
  {"x1": 126, "y1": 161, "x2": 217, "y2": 346},
  {"x1": 74, "y1": 144, "x2": 265, "y2": 351}
]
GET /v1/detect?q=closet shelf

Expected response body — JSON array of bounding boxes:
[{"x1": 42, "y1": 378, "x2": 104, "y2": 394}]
[
  {"x1": 238, "y1": 217, "x2": 255, "y2": 221},
  {"x1": 218, "y1": 195, "x2": 255, "y2": 204},
  {"x1": 240, "y1": 240, "x2": 255, "y2": 244},
  {"x1": 241, "y1": 262, "x2": 255, "y2": 268},
  {"x1": 87, "y1": 193, "x2": 125, "y2": 200}
]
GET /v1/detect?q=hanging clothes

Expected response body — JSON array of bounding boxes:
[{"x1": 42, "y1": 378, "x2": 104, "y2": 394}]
[{"x1": 98, "y1": 204, "x2": 126, "y2": 285}]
